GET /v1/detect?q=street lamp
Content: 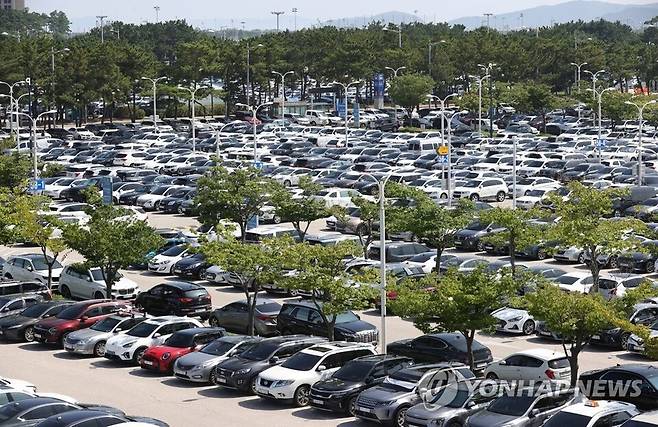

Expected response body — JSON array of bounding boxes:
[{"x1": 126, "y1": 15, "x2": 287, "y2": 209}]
[
  {"x1": 246, "y1": 43, "x2": 264, "y2": 107},
  {"x1": 51, "y1": 47, "x2": 70, "y2": 122},
  {"x1": 470, "y1": 74, "x2": 490, "y2": 136},
  {"x1": 331, "y1": 80, "x2": 361, "y2": 147},
  {"x1": 236, "y1": 101, "x2": 273, "y2": 164},
  {"x1": 272, "y1": 70, "x2": 295, "y2": 119},
  {"x1": 178, "y1": 85, "x2": 206, "y2": 152},
  {"x1": 0, "y1": 80, "x2": 27, "y2": 138},
  {"x1": 428, "y1": 40, "x2": 446, "y2": 76},
  {"x1": 382, "y1": 25, "x2": 402, "y2": 48},
  {"x1": 587, "y1": 86, "x2": 616, "y2": 161},
  {"x1": 14, "y1": 110, "x2": 56, "y2": 180},
  {"x1": 583, "y1": 69, "x2": 606, "y2": 99},
  {"x1": 625, "y1": 98, "x2": 657, "y2": 185},
  {"x1": 384, "y1": 66, "x2": 406, "y2": 78},
  {"x1": 141, "y1": 76, "x2": 166, "y2": 130},
  {"x1": 478, "y1": 63, "x2": 497, "y2": 138},
  {"x1": 214, "y1": 121, "x2": 236, "y2": 160},
  {"x1": 360, "y1": 172, "x2": 392, "y2": 353},
  {"x1": 427, "y1": 93, "x2": 458, "y2": 144},
  {"x1": 570, "y1": 62, "x2": 588, "y2": 92}
]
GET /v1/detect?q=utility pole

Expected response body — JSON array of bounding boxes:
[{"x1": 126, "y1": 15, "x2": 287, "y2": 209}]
[
  {"x1": 154, "y1": 6, "x2": 161, "y2": 23},
  {"x1": 271, "y1": 11, "x2": 285, "y2": 32},
  {"x1": 292, "y1": 8, "x2": 298, "y2": 31},
  {"x1": 484, "y1": 13, "x2": 493, "y2": 33},
  {"x1": 96, "y1": 16, "x2": 107, "y2": 43}
]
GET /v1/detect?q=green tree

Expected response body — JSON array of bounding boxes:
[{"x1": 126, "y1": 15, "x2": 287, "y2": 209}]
[
  {"x1": 388, "y1": 74, "x2": 434, "y2": 112},
  {"x1": 333, "y1": 195, "x2": 380, "y2": 259},
  {"x1": 281, "y1": 241, "x2": 376, "y2": 341},
  {"x1": 511, "y1": 83, "x2": 556, "y2": 131},
  {"x1": 195, "y1": 167, "x2": 276, "y2": 242},
  {"x1": 63, "y1": 205, "x2": 163, "y2": 299},
  {"x1": 0, "y1": 152, "x2": 30, "y2": 190},
  {"x1": 271, "y1": 177, "x2": 328, "y2": 242},
  {"x1": 390, "y1": 267, "x2": 518, "y2": 371}
]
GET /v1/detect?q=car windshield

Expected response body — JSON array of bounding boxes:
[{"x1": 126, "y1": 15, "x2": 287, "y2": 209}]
[
  {"x1": 280, "y1": 352, "x2": 322, "y2": 371},
  {"x1": 428, "y1": 386, "x2": 471, "y2": 408},
  {"x1": 487, "y1": 395, "x2": 534, "y2": 416},
  {"x1": 91, "y1": 317, "x2": 122, "y2": 332},
  {"x1": 20, "y1": 304, "x2": 52, "y2": 318},
  {"x1": 463, "y1": 180, "x2": 482, "y2": 188},
  {"x1": 164, "y1": 332, "x2": 195, "y2": 348},
  {"x1": 543, "y1": 412, "x2": 590, "y2": 427},
  {"x1": 57, "y1": 305, "x2": 86, "y2": 320},
  {"x1": 127, "y1": 322, "x2": 159, "y2": 337},
  {"x1": 31, "y1": 256, "x2": 62, "y2": 271},
  {"x1": 555, "y1": 275, "x2": 580, "y2": 285},
  {"x1": 200, "y1": 340, "x2": 237, "y2": 356},
  {"x1": 0, "y1": 401, "x2": 23, "y2": 421},
  {"x1": 333, "y1": 361, "x2": 373, "y2": 382},
  {"x1": 162, "y1": 245, "x2": 186, "y2": 256},
  {"x1": 333, "y1": 311, "x2": 359, "y2": 324},
  {"x1": 241, "y1": 342, "x2": 277, "y2": 361},
  {"x1": 89, "y1": 268, "x2": 122, "y2": 281}
]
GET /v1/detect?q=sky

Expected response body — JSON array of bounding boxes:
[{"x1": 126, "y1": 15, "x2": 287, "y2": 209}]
[{"x1": 25, "y1": 0, "x2": 658, "y2": 31}]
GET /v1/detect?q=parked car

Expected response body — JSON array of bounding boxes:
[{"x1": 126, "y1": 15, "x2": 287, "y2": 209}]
[
  {"x1": 255, "y1": 342, "x2": 377, "y2": 406},
  {"x1": 140, "y1": 327, "x2": 226, "y2": 373},
  {"x1": 0, "y1": 281, "x2": 51, "y2": 300},
  {"x1": 387, "y1": 333, "x2": 493, "y2": 371},
  {"x1": 208, "y1": 299, "x2": 281, "y2": 336},
  {"x1": 0, "y1": 301, "x2": 72, "y2": 342},
  {"x1": 173, "y1": 335, "x2": 262, "y2": 384},
  {"x1": 63, "y1": 313, "x2": 149, "y2": 357},
  {"x1": 0, "y1": 295, "x2": 43, "y2": 320},
  {"x1": 483, "y1": 348, "x2": 571, "y2": 382},
  {"x1": 453, "y1": 178, "x2": 508, "y2": 202},
  {"x1": 0, "y1": 397, "x2": 85, "y2": 426},
  {"x1": 618, "y1": 241, "x2": 658, "y2": 273},
  {"x1": 492, "y1": 307, "x2": 536, "y2": 335},
  {"x1": 133, "y1": 281, "x2": 211, "y2": 317},
  {"x1": 104, "y1": 316, "x2": 203, "y2": 364},
  {"x1": 147, "y1": 244, "x2": 193, "y2": 274},
  {"x1": 590, "y1": 303, "x2": 658, "y2": 349},
  {"x1": 277, "y1": 300, "x2": 378, "y2": 344},
  {"x1": 454, "y1": 222, "x2": 506, "y2": 252},
  {"x1": 367, "y1": 242, "x2": 431, "y2": 263},
  {"x1": 3, "y1": 254, "x2": 64, "y2": 285},
  {"x1": 214, "y1": 335, "x2": 327, "y2": 394},
  {"x1": 34, "y1": 409, "x2": 169, "y2": 427},
  {"x1": 58, "y1": 264, "x2": 140, "y2": 300},
  {"x1": 579, "y1": 364, "x2": 658, "y2": 410},
  {"x1": 309, "y1": 354, "x2": 413, "y2": 415},
  {"x1": 543, "y1": 400, "x2": 639, "y2": 427}
]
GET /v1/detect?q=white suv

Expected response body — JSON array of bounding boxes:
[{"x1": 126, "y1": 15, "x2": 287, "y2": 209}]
[
  {"x1": 255, "y1": 342, "x2": 376, "y2": 407},
  {"x1": 3, "y1": 254, "x2": 64, "y2": 285},
  {"x1": 452, "y1": 178, "x2": 508, "y2": 202},
  {"x1": 58, "y1": 265, "x2": 140, "y2": 300},
  {"x1": 104, "y1": 316, "x2": 203, "y2": 364},
  {"x1": 484, "y1": 348, "x2": 571, "y2": 382}
]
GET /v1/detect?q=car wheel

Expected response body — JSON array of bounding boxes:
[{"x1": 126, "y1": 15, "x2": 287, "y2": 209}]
[
  {"x1": 94, "y1": 341, "x2": 107, "y2": 357},
  {"x1": 293, "y1": 385, "x2": 310, "y2": 407},
  {"x1": 537, "y1": 250, "x2": 547, "y2": 260},
  {"x1": 476, "y1": 241, "x2": 486, "y2": 252},
  {"x1": 60, "y1": 331, "x2": 71, "y2": 347},
  {"x1": 133, "y1": 347, "x2": 147, "y2": 364},
  {"x1": 496, "y1": 191, "x2": 506, "y2": 202},
  {"x1": 209, "y1": 366, "x2": 218, "y2": 384},
  {"x1": 439, "y1": 193, "x2": 448, "y2": 199},
  {"x1": 647, "y1": 261, "x2": 655, "y2": 273},
  {"x1": 273, "y1": 215, "x2": 282, "y2": 224},
  {"x1": 522, "y1": 320, "x2": 536, "y2": 335},
  {"x1": 4, "y1": 273, "x2": 12, "y2": 280},
  {"x1": 177, "y1": 206, "x2": 184, "y2": 215},
  {"x1": 23, "y1": 327, "x2": 34, "y2": 342},
  {"x1": 249, "y1": 376, "x2": 258, "y2": 395},
  {"x1": 394, "y1": 406, "x2": 409, "y2": 427},
  {"x1": 486, "y1": 372, "x2": 499, "y2": 380},
  {"x1": 289, "y1": 289, "x2": 299, "y2": 297},
  {"x1": 94, "y1": 291, "x2": 105, "y2": 300},
  {"x1": 208, "y1": 316, "x2": 220, "y2": 327},
  {"x1": 620, "y1": 332, "x2": 631, "y2": 350},
  {"x1": 346, "y1": 396, "x2": 357, "y2": 416},
  {"x1": 608, "y1": 256, "x2": 619, "y2": 269},
  {"x1": 60, "y1": 285, "x2": 72, "y2": 299},
  {"x1": 284, "y1": 180, "x2": 292, "y2": 187},
  {"x1": 577, "y1": 253, "x2": 586, "y2": 264},
  {"x1": 469, "y1": 193, "x2": 480, "y2": 202}
]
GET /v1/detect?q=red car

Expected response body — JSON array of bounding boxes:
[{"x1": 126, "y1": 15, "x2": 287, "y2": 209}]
[
  {"x1": 33, "y1": 300, "x2": 130, "y2": 346},
  {"x1": 140, "y1": 327, "x2": 225, "y2": 373}
]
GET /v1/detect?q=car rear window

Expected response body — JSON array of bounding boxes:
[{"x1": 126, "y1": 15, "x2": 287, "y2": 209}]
[
  {"x1": 184, "y1": 289, "x2": 208, "y2": 298},
  {"x1": 548, "y1": 358, "x2": 570, "y2": 369}
]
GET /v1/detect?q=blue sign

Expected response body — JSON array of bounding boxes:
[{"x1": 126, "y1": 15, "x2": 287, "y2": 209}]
[
  {"x1": 373, "y1": 73, "x2": 385, "y2": 97},
  {"x1": 596, "y1": 138, "x2": 607, "y2": 149},
  {"x1": 101, "y1": 177, "x2": 113, "y2": 206},
  {"x1": 253, "y1": 161, "x2": 263, "y2": 170},
  {"x1": 438, "y1": 155, "x2": 449, "y2": 164},
  {"x1": 246, "y1": 215, "x2": 259, "y2": 230},
  {"x1": 353, "y1": 103, "x2": 360, "y2": 125},
  {"x1": 30, "y1": 179, "x2": 45, "y2": 191},
  {"x1": 337, "y1": 102, "x2": 346, "y2": 117}
]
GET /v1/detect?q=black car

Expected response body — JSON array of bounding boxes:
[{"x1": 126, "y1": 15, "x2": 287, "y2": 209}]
[
  {"x1": 454, "y1": 222, "x2": 505, "y2": 252},
  {"x1": 618, "y1": 240, "x2": 658, "y2": 273},
  {"x1": 214, "y1": 335, "x2": 327, "y2": 393},
  {"x1": 309, "y1": 355, "x2": 413, "y2": 415},
  {"x1": 277, "y1": 300, "x2": 379, "y2": 344},
  {"x1": 579, "y1": 364, "x2": 658, "y2": 410},
  {"x1": 118, "y1": 184, "x2": 155, "y2": 205},
  {"x1": 172, "y1": 253, "x2": 208, "y2": 280},
  {"x1": 134, "y1": 281, "x2": 211, "y2": 317},
  {"x1": 0, "y1": 301, "x2": 72, "y2": 342},
  {"x1": 35, "y1": 409, "x2": 169, "y2": 427},
  {"x1": 591, "y1": 303, "x2": 658, "y2": 349},
  {"x1": 367, "y1": 242, "x2": 431, "y2": 263},
  {"x1": 386, "y1": 333, "x2": 493, "y2": 371}
]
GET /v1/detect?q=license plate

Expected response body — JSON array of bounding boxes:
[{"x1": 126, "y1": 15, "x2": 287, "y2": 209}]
[
  {"x1": 591, "y1": 335, "x2": 600, "y2": 340},
  {"x1": 64, "y1": 345, "x2": 74, "y2": 351},
  {"x1": 217, "y1": 376, "x2": 227, "y2": 383},
  {"x1": 311, "y1": 399, "x2": 323, "y2": 405},
  {"x1": 357, "y1": 407, "x2": 372, "y2": 413},
  {"x1": 142, "y1": 360, "x2": 153, "y2": 366},
  {"x1": 106, "y1": 350, "x2": 115, "y2": 356},
  {"x1": 34, "y1": 333, "x2": 42, "y2": 339}
]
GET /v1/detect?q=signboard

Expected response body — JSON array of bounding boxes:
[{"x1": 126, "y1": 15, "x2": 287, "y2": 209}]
[
  {"x1": 30, "y1": 179, "x2": 45, "y2": 192},
  {"x1": 438, "y1": 155, "x2": 449, "y2": 164},
  {"x1": 353, "y1": 103, "x2": 360, "y2": 128},
  {"x1": 373, "y1": 73, "x2": 385, "y2": 97},
  {"x1": 101, "y1": 177, "x2": 113, "y2": 206},
  {"x1": 596, "y1": 138, "x2": 607, "y2": 149},
  {"x1": 253, "y1": 161, "x2": 263, "y2": 170},
  {"x1": 337, "y1": 101, "x2": 346, "y2": 117},
  {"x1": 437, "y1": 146, "x2": 449, "y2": 156},
  {"x1": 246, "y1": 215, "x2": 259, "y2": 230}
]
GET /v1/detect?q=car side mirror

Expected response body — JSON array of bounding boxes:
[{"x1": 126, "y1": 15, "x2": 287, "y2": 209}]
[
  {"x1": 80, "y1": 316, "x2": 88, "y2": 322},
  {"x1": 269, "y1": 356, "x2": 279, "y2": 364},
  {"x1": 529, "y1": 409, "x2": 540, "y2": 418},
  {"x1": 86, "y1": 276, "x2": 92, "y2": 282},
  {"x1": 26, "y1": 265, "x2": 33, "y2": 272},
  {"x1": 498, "y1": 360, "x2": 507, "y2": 366},
  {"x1": 466, "y1": 401, "x2": 476, "y2": 408},
  {"x1": 153, "y1": 333, "x2": 161, "y2": 339},
  {"x1": 114, "y1": 328, "x2": 122, "y2": 333},
  {"x1": 317, "y1": 365, "x2": 326, "y2": 372}
]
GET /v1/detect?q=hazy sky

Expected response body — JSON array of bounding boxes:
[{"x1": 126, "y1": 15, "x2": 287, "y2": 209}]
[{"x1": 25, "y1": 0, "x2": 658, "y2": 30}]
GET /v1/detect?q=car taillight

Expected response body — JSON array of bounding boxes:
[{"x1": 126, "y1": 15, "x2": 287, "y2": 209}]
[
  {"x1": 257, "y1": 315, "x2": 273, "y2": 321},
  {"x1": 610, "y1": 288, "x2": 617, "y2": 295},
  {"x1": 179, "y1": 297, "x2": 193, "y2": 304},
  {"x1": 545, "y1": 369, "x2": 555, "y2": 379}
]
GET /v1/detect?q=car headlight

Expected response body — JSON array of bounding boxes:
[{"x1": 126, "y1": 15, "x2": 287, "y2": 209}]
[
  {"x1": 509, "y1": 316, "x2": 523, "y2": 322},
  {"x1": 48, "y1": 328, "x2": 58, "y2": 334},
  {"x1": 273, "y1": 380, "x2": 294, "y2": 388},
  {"x1": 429, "y1": 419, "x2": 445, "y2": 427},
  {"x1": 162, "y1": 352, "x2": 171, "y2": 360},
  {"x1": 122, "y1": 341, "x2": 136, "y2": 348},
  {"x1": 235, "y1": 368, "x2": 251, "y2": 376},
  {"x1": 198, "y1": 361, "x2": 215, "y2": 369}
]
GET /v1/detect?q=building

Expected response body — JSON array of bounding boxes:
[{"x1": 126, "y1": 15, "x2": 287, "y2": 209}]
[{"x1": 2, "y1": 0, "x2": 25, "y2": 10}]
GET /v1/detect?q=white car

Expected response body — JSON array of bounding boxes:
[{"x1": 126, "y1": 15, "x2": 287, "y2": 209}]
[
  {"x1": 542, "y1": 400, "x2": 639, "y2": 427},
  {"x1": 255, "y1": 342, "x2": 376, "y2": 407},
  {"x1": 45, "y1": 202, "x2": 91, "y2": 225},
  {"x1": 311, "y1": 188, "x2": 361, "y2": 208},
  {"x1": 0, "y1": 377, "x2": 37, "y2": 393},
  {"x1": 112, "y1": 150, "x2": 149, "y2": 167},
  {"x1": 104, "y1": 316, "x2": 203, "y2": 364},
  {"x1": 511, "y1": 177, "x2": 561, "y2": 198},
  {"x1": 492, "y1": 307, "x2": 536, "y2": 335},
  {"x1": 42, "y1": 178, "x2": 81, "y2": 199},
  {"x1": 401, "y1": 251, "x2": 438, "y2": 274},
  {"x1": 0, "y1": 386, "x2": 77, "y2": 405},
  {"x1": 552, "y1": 272, "x2": 594, "y2": 293},
  {"x1": 516, "y1": 189, "x2": 551, "y2": 210},
  {"x1": 135, "y1": 185, "x2": 184, "y2": 211},
  {"x1": 147, "y1": 244, "x2": 192, "y2": 274},
  {"x1": 484, "y1": 348, "x2": 571, "y2": 382},
  {"x1": 58, "y1": 265, "x2": 140, "y2": 300},
  {"x1": 452, "y1": 178, "x2": 508, "y2": 202},
  {"x1": 3, "y1": 254, "x2": 64, "y2": 285},
  {"x1": 624, "y1": 410, "x2": 658, "y2": 426}
]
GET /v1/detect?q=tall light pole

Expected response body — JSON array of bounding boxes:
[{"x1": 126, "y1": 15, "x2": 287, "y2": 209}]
[
  {"x1": 50, "y1": 47, "x2": 69, "y2": 123},
  {"x1": 570, "y1": 62, "x2": 588, "y2": 92},
  {"x1": 246, "y1": 43, "x2": 264, "y2": 107},
  {"x1": 154, "y1": 6, "x2": 161, "y2": 23},
  {"x1": 479, "y1": 63, "x2": 497, "y2": 138},
  {"x1": 236, "y1": 102, "x2": 272, "y2": 164},
  {"x1": 383, "y1": 25, "x2": 402, "y2": 48},
  {"x1": 361, "y1": 172, "x2": 392, "y2": 353},
  {"x1": 215, "y1": 122, "x2": 235, "y2": 160},
  {"x1": 272, "y1": 70, "x2": 295, "y2": 119},
  {"x1": 428, "y1": 40, "x2": 446, "y2": 76},
  {"x1": 0, "y1": 80, "x2": 26, "y2": 138},
  {"x1": 512, "y1": 136, "x2": 518, "y2": 209},
  {"x1": 427, "y1": 93, "x2": 458, "y2": 143},
  {"x1": 625, "y1": 99, "x2": 657, "y2": 185},
  {"x1": 178, "y1": 85, "x2": 205, "y2": 152},
  {"x1": 471, "y1": 74, "x2": 490, "y2": 135},
  {"x1": 384, "y1": 66, "x2": 406, "y2": 78},
  {"x1": 141, "y1": 76, "x2": 166, "y2": 130},
  {"x1": 292, "y1": 8, "x2": 299, "y2": 31},
  {"x1": 588, "y1": 86, "x2": 616, "y2": 162},
  {"x1": 15, "y1": 110, "x2": 56, "y2": 180},
  {"x1": 96, "y1": 16, "x2": 108, "y2": 43},
  {"x1": 271, "y1": 11, "x2": 285, "y2": 31},
  {"x1": 331, "y1": 80, "x2": 361, "y2": 147},
  {"x1": 583, "y1": 69, "x2": 606, "y2": 100}
]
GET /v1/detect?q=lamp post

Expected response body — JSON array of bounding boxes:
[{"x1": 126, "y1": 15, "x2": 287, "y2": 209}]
[
  {"x1": 444, "y1": 111, "x2": 463, "y2": 207},
  {"x1": 178, "y1": 84, "x2": 205, "y2": 152},
  {"x1": 141, "y1": 76, "x2": 166, "y2": 131},
  {"x1": 331, "y1": 80, "x2": 361, "y2": 147},
  {"x1": 15, "y1": 110, "x2": 56, "y2": 180},
  {"x1": 428, "y1": 40, "x2": 446, "y2": 76},
  {"x1": 246, "y1": 43, "x2": 264, "y2": 107},
  {"x1": 215, "y1": 121, "x2": 235, "y2": 160},
  {"x1": 236, "y1": 101, "x2": 273, "y2": 164},
  {"x1": 384, "y1": 66, "x2": 406, "y2": 78},
  {"x1": 0, "y1": 80, "x2": 26, "y2": 138},
  {"x1": 272, "y1": 70, "x2": 295, "y2": 119},
  {"x1": 427, "y1": 93, "x2": 458, "y2": 143},
  {"x1": 625, "y1": 99, "x2": 657, "y2": 185},
  {"x1": 478, "y1": 63, "x2": 496, "y2": 138},
  {"x1": 382, "y1": 25, "x2": 402, "y2": 48},
  {"x1": 361, "y1": 172, "x2": 392, "y2": 353},
  {"x1": 570, "y1": 62, "x2": 588, "y2": 92},
  {"x1": 583, "y1": 69, "x2": 606, "y2": 100},
  {"x1": 512, "y1": 135, "x2": 518, "y2": 209},
  {"x1": 588, "y1": 86, "x2": 616, "y2": 162},
  {"x1": 50, "y1": 47, "x2": 69, "y2": 126},
  {"x1": 471, "y1": 74, "x2": 490, "y2": 136}
]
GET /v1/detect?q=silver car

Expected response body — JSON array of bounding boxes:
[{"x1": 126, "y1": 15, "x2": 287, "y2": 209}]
[
  {"x1": 64, "y1": 314, "x2": 149, "y2": 357},
  {"x1": 173, "y1": 335, "x2": 261, "y2": 383}
]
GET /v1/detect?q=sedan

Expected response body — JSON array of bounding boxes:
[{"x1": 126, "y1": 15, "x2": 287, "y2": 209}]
[{"x1": 207, "y1": 299, "x2": 281, "y2": 336}]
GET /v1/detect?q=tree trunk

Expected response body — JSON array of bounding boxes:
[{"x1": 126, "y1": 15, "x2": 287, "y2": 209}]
[
  {"x1": 509, "y1": 233, "x2": 516, "y2": 276},
  {"x1": 464, "y1": 330, "x2": 476, "y2": 371},
  {"x1": 588, "y1": 246, "x2": 601, "y2": 294},
  {"x1": 327, "y1": 318, "x2": 335, "y2": 341},
  {"x1": 248, "y1": 280, "x2": 258, "y2": 337},
  {"x1": 435, "y1": 247, "x2": 444, "y2": 274}
]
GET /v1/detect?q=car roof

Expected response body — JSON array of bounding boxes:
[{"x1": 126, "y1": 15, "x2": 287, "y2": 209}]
[
  {"x1": 631, "y1": 410, "x2": 658, "y2": 422},
  {"x1": 160, "y1": 281, "x2": 203, "y2": 291},
  {"x1": 611, "y1": 364, "x2": 658, "y2": 378},
  {"x1": 558, "y1": 400, "x2": 637, "y2": 417},
  {"x1": 511, "y1": 348, "x2": 566, "y2": 360},
  {"x1": 170, "y1": 327, "x2": 224, "y2": 336},
  {"x1": 259, "y1": 335, "x2": 327, "y2": 346},
  {"x1": 38, "y1": 409, "x2": 121, "y2": 426},
  {"x1": 145, "y1": 316, "x2": 193, "y2": 324},
  {"x1": 1, "y1": 397, "x2": 68, "y2": 411}
]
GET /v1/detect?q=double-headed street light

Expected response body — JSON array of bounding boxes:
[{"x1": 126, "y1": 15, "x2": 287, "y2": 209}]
[
  {"x1": 384, "y1": 66, "x2": 406, "y2": 78},
  {"x1": 470, "y1": 74, "x2": 490, "y2": 136},
  {"x1": 236, "y1": 101, "x2": 273, "y2": 164},
  {"x1": 0, "y1": 80, "x2": 27, "y2": 136},
  {"x1": 178, "y1": 84, "x2": 206, "y2": 152},
  {"x1": 360, "y1": 172, "x2": 392, "y2": 353},
  {"x1": 587, "y1": 86, "x2": 616, "y2": 161},
  {"x1": 14, "y1": 110, "x2": 56, "y2": 180},
  {"x1": 382, "y1": 25, "x2": 402, "y2": 48},
  {"x1": 570, "y1": 62, "x2": 588, "y2": 92},
  {"x1": 583, "y1": 69, "x2": 606, "y2": 99},
  {"x1": 625, "y1": 98, "x2": 657, "y2": 185},
  {"x1": 141, "y1": 76, "x2": 166, "y2": 130},
  {"x1": 428, "y1": 94, "x2": 459, "y2": 207},
  {"x1": 272, "y1": 70, "x2": 295, "y2": 119},
  {"x1": 331, "y1": 80, "x2": 361, "y2": 147}
]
